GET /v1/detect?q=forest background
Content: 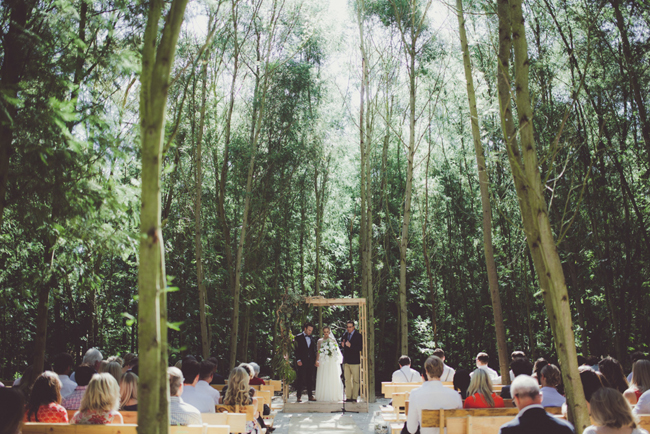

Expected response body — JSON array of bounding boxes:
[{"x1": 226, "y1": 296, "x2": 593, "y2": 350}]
[{"x1": 1, "y1": 0, "x2": 648, "y2": 404}]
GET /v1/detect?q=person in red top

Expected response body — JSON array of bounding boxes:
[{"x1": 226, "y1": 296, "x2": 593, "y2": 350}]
[
  {"x1": 624, "y1": 359, "x2": 650, "y2": 405},
  {"x1": 464, "y1": 369, "x2": 505, "y2": 409},
  {"x1": 24, "y1": 371, "x2": 69, "y2": 423},
  {"x1": 248, "y1": 362, "x2": 266, "y2": 386}
]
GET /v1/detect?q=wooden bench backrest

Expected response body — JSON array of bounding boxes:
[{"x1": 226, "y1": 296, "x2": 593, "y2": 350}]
[
  {"x1": 421, "y1": 407, "x2": 564, "y2": 428},
  {"x1": 638, "y1": 414, "x2": 650, "y2": 431},
  {"x1": 260, "y1": 384, "x2": 275, "y2": 394},
  {"x1": 211, "y1": 384, "x2": 226, "y2": 392},
  {"x1": 65, "y1": 411, "x2": 138, "y2": 424},
  {"x1": 23, "y1": 425, "x2": 228, "y2": 434},
  {"x1": 201, "y1": 413, "x2": 246, "y2": 433},
  {"x1": 392, "y1": 392, "x2": 409, "y2": 412},
  {"x1": 215, "y1": 404, "x2": 255, "y2": 421},
  {"x1": 257, "y1": 389, "x2": 272, "y2": 406},
  {"x1": 269, "y1": 380, "x2": 282, "y2": 392}
]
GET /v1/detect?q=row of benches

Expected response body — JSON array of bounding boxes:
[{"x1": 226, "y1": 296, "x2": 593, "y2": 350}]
[{"x1": 382, "y1": 381, "x2": 505, "y2": 398}]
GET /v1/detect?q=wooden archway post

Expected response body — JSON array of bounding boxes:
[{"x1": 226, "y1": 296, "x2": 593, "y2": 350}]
[{"x1": 305, "y1": 297, "x2": 370, "y2": 406}]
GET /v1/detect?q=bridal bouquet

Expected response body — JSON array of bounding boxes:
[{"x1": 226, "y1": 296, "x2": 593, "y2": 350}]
[{"x1": 320, "y1": 339, "x2": 338, "y2": 358}]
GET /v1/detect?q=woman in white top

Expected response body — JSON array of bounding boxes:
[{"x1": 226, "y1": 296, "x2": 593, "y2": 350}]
[
  {"x1": 315, "y1": 326, "x2": 344, "y2": 402},
  {"x1": 583, "y1": 387, "x2": 649, "y2": 434},
  {"x1": 540, "y1": 364, "x2": 566, "y2": 407}
]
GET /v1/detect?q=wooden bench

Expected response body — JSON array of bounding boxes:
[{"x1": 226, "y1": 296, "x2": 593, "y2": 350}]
[
  {"x1": 201, "y1": 413, "x2": 246, "y2": 433},
  {"x1": 66, "y1": 411, "x2": 138, "y2": 424},
  {"x1": 269, "y1": 380, "x2": 282, "y2": 392},
  {"x1": 23, "y1": 424, "x2": 229, "y2": 434},
  {"x1": 382, "y1": 383, "x2": 422, "y2": 398},
  {"x1": 215, "y1": 404, "x2": 256, "y2": 422}
]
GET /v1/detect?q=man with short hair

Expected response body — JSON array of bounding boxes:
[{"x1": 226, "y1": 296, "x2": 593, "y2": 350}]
[
  {"x1": 207, "y1": 357, "x2": 225, "y2": 384},
  {"x1": 405, "y1": 356, "x2": 462, "y2": 434},
  {"x1": 509, "y1": 351, "x2": 526, "y2": 381},
  {"x1": 62, "y1": 365, "x2": 95, "y2": 410},
  {"x1": 295, "y1": 322, "x2": 318, "y2": 402},
  {"x1": 474, "y1": 352, "x2": 501, "y2": 383},
  {"x1": 501, "y1": 357, "x2": 533, "y2": 399},
  {"x1": 169, "y1": 367, "x2": 202, "y2": 426},
  {"x1": 195, "y1": 360, "x2": 220, "y2": 405},
  {"x1": 53, "y1": 353, "x2": 77, "y2": 398},
  {"x1": 432, "y1": 348, "x2": 455, "y2": 382},
  {"x1": 498, "y1": 375, "x2": 575, "y2": 434},
  {"x1": 181, "y1": 359, "x2": 215, "y2": 413},
  {"x1": 392, "y1": 356, "x2": 422, "y2": 383},
  {"x1": 341, "y1": 320, "x2": 363, "y2": 402}
]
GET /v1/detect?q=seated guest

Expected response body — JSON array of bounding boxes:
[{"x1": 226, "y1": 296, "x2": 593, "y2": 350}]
[
  {"x1": 24, "y1": 371, "x2": 68, "y2": 422},
  {"x1": 501, "y1": 357, "x2": 533, "y2": 399},
  {"x1": 15, "y1": 365, "x2": 38, "y2": 399},
  {"x1": 540, "y1": 364, "x2": 565, "y2": 407},
  {"x1": 532, "y1": 358, "x2": 548, "y2": 384},
  {"x1": 169, "y1": 367, "x2": 202, "y2": 426},
  {"x1": 405, "y1": 356, "x2": 462, "y2": 434},
  {"x1": 580, "y1": 367, "x2": 605, "y2": 403},
  {"x1": 223, "y1": 366, "x2": 260, "y2": 434},
  {"x1": 196, "y1": 360, "x2": 220, "y2": 405},
  {"x1": 453, "y1": 368, "x2": 471, "y2": 399},
  {"x1": 208, "y1": 357, "x2": 226, "y2": 384},
  {"x1": 498, "y1": 375, "x2": 575, "y2": 434},
  {"x1": 624, "y1": 359, "x2": 650, "y2": 405},
  {"x1": 103, "y1": 361, "x2": 122, "y2": 385},
  {"x1": 634, "y1": 389, "x2": 650, "y2": 415},
  {"x1": 432, "y1": 349, "x2": 456, "y2": 382},
  {"x1": 599, "y1": 356, "x2": 629, "y2": 394},
  {"x1": 584, "y1": 387, "x2": 648, "y2": 434},
  {"x1": 0, "y1": 387, "x2": 24, "y2": 434},
  {"x1": 249, "y1": 362, "x2": 266, "y2": 385},
  {"x1": 464, "y1": 369, "x2": 504, "y2": 408},
  {"x1": 122, "y1": 353, "x2": 138, "y2": 374},
  {"x1": 119, "y1": 371, "x2": 138, "y2": 411},
  {"x1": 53, "y1": 353, "x2": 77, "y2": 399},
  {"x1": 628, "y1": 352, "x2": 646, "y2": 383},
  {"x1": 509, "y1": 351, "x2": 526, "y2": 382},
  {"x1": 62, "y1": 365, "x2": 95, "y2": 410},
  {"x1": 392, "y1": 355, "x2": 423, "y2": 383},
  {"x1": 70, "y1": 373, "x2": 124, "y2": 424},
  {"x1": 473, "y1": 352, "x2": 501, "y2": 384},
  {"x1": 71, "y1": 348, "x2": 103, "y2": 382},
  {"x1": 181, "y1": 359, "x2": 215, "y2": 413}
]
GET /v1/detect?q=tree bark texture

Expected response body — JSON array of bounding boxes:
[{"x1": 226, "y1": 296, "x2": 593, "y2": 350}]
[
  {"x1": 138, "y1": 1, "x2": 188, "y2": 433},
  {"x1": 500, "y1": 0, "x2": 590, "y2": 430},
  {"x1": 457, "y1": 0, "x2": 510, "y2": 385}
]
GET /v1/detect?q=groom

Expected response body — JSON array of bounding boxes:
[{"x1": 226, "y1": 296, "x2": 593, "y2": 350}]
[
  {"x1": 341, "y1": 320, "x2": 362, "y2": 402},
  {"x1": 294, "y1": 322, "x2": 318, "y2": 402}
]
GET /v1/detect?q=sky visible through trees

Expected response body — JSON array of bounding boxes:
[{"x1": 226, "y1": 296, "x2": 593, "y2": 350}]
[{"x1": 0, "y1": 0, "x2": 648, "y2": 417}]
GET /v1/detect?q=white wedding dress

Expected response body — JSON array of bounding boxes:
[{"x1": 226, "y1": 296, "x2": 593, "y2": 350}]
[{"x1": 315, "y1": 336, "x2": 344, "y2": 402}]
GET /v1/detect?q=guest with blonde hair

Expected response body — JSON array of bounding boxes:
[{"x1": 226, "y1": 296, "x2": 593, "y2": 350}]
[
  {"x1": 119, "y1": 372, "x2": 138, "y2": 411},
  {"x1": 223, "y1": 367, "x2": 260, "y2": 434},
  {"x1": 464, "y1": 369, "x2": 504, "y2": 408},
  {"x1": 584, "y1": 387, "x2": 648, "y2": 434},
  {"x1": 70, "y1": 373, "x2": 123, "y2": 424},
  {"x1": 624, "y1": 360, "x2": 650, "y2": 405},
  {"x1": 102, "y1": 361, "x2": 122, "y2": 385}
]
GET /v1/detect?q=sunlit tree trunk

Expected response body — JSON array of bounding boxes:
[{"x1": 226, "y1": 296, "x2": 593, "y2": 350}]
[
  {"x1": 138, "y1": 1, "x2": 188, "y2": 433},
  {"x1": 497, "y1": 0, "x2": 590, "y2": 430},
  {"x1": 457, "y1": 0, "x2": 509, "y2": 384}
]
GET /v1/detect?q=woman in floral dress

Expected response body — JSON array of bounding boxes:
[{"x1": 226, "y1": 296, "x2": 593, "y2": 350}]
[{"x1": 70, "y1": 373, "x2": 124, "y2": 424}]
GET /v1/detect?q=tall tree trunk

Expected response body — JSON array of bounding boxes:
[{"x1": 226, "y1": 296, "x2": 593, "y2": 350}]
[
  {"x1": 457, "y1": 0, "x2": 509, "y2": 384},
  {"x1": 196, "y1": 64, "x2": 210, "y2": 360},
  {"x1": 138, "y1": 1, "x2": 188, "y2": 433},
  {"x1": 33, "y1": 237, "x2": 55, "y2": 375},
  {"x1": 499, "y1": 0, "x2": 590, "y2": 430}
]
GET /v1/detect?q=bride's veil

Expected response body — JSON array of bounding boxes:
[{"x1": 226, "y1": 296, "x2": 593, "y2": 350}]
[{"x1": 328, "y1": 331, "x2": 343, "y2": 365}]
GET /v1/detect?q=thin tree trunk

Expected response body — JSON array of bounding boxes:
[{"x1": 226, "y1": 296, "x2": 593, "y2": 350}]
[
  {"x1": 196, "y1": 63, "x2": 209, "y2": 360},
  {"x1": 138, "y1": 1, "x2": 188, "y2": 433},
  {"x1": 457, "y1": 0, "x2": 509, "y2": 384}
]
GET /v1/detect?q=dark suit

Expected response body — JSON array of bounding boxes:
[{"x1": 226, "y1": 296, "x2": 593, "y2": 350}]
[
  {"x1": 499, "y1": 406, "x2": 575, "y2": 434},
  {"x1": 294, "y1": 331, "x2": 317, "y2": 399},
  {"x1": 341, "y1": 330, "x2": 362, "y2": 399}
]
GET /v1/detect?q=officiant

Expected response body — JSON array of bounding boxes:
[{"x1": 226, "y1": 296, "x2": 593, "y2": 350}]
[{"x1": 341, "y1": 320, "x2": 362, "y2": 402}]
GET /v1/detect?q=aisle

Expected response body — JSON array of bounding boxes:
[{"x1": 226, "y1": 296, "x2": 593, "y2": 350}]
[{"x1": 270, "y1": 398, "x2": 391, "y2": 434}]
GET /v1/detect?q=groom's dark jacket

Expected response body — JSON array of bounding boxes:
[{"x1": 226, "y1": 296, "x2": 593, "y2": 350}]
[
  {"x1": 341, "y1": 330, "x2": 362, "y2": 364},
  {"x1": 295, "y1": 332, "x2": 317, "y2": 364}
]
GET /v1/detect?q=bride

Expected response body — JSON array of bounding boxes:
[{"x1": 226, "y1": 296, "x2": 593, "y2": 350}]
[{"x1": 315, "y1": 325, "x2": 344, "y2": 402}]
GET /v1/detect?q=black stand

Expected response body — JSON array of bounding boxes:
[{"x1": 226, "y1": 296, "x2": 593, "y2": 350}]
[{"x1": 332, "y1": 382, "x2": 358, "y2": 414}]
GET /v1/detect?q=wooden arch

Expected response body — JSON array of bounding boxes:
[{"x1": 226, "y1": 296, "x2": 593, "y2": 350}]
[{"x1": 305, "y1": 296, "x2": 369, "y2": 406}]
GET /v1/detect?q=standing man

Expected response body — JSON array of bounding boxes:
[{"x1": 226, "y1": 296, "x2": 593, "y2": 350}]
[
  {"x1": 341, "y1": 320, "x2": 362, "y2": 402},
  {"x1": 295, "y1": 322, "x2": 317, "y2": 402}
]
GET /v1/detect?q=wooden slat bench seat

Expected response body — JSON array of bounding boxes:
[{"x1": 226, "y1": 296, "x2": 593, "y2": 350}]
[
  {"x1": 23, "y1": 424, "x2": 229, "y2": 434},
  {"x1": 215, "y1": 404, "x2": 255, "y2": 422},
  {"x1": 65, "y1": 411, "x2": 138, "y2": 424},
  {"x1": 202, "y1": 412, "x2": 246, "y2": 433}
]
